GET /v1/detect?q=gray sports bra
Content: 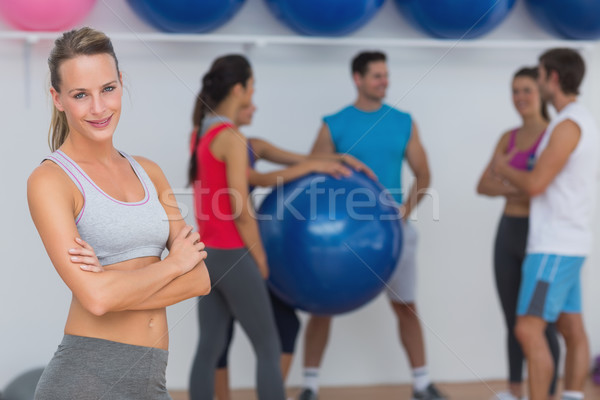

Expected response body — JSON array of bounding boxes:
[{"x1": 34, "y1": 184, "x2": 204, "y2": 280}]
[{"x1": 44, "y1": 150, "x2": 169, "y2": 266}]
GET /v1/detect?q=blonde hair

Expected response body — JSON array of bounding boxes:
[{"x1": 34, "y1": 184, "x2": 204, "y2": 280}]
[{"x1": 47, "y1": 27, "x2": 120, "y2": 151}]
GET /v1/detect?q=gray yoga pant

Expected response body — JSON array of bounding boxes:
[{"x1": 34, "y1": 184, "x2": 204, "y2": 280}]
[
  {"x1": 34, "y1": 334, "x2": 171, "y2": 400},
  {"x1": 189, "y1": 247, "x2": 285, "y2": 400}
]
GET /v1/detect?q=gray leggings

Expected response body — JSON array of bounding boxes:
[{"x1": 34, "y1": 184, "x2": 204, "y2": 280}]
[
  {"x1": 189, "y1": 247, "x2": 285, "y2": 400},
  {"x1": 35, "y1": 335, "x2": 170, "y2": 400}
]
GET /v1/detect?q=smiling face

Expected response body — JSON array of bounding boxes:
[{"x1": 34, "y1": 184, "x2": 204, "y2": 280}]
[
  {"x1": 512, "y1": 75, "x2": 542, "y2": 119},
  {"x1": 355, "y1": 60, "x2": 388, "y2": 102},
  {"x1": 50, "y1": 53, "x2": 123, "y2": 145}
]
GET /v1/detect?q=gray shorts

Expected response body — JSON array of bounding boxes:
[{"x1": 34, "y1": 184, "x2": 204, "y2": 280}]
[
  {"x1": 386, "y1": 220, "x2": 418, "y2": 304},
  {"x1": 35, "y1": 335, "x2": 171, "y2": 400}
]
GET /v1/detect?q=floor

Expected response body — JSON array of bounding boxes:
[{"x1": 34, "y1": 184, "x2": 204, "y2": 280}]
[{"x1": 171, "y1": 379, "x2": 600, "y2": 399}]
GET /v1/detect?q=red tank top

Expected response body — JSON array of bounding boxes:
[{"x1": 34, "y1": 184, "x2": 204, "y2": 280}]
[{"x1": 193, "y1": 123, "x2": 245, "y2": 248}]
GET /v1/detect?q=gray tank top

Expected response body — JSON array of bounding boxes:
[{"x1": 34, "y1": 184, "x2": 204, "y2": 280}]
[
  {"x1": 44, "y1": 150, "x2": 169, "y2": 266},
  {"x1": 201, "y1": 115, "x2": 233, "y2": 136}
]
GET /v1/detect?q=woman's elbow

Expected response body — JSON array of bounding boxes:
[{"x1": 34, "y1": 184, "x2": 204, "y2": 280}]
[
  {"x1": 199, "y1": 281, "x2": 211, "y2": 296},
  {"x1": 198, "y1": 276, "x2": 211, "y2": 296},
  {"x1": 80, "y1": 293, "x2": 112, "y2": 316},
  {"x1": 476, "y1": 182, "x2": 486, "y2": 195},
  {"x1": 88, "y1": 304, "x2": 108, "y2": 317},
  {"x1": 476, "y1": 176, "x2": 496, "y2": 196},
  {"x1": 194, "y1": 262, "x2": 212, "y2": 296}
]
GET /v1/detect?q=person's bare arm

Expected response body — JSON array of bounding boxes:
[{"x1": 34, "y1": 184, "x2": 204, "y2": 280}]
[
  {"x1": 28, "y1": 162, "x2": 206, "y2": 316},
  {"x1": 249, "y1": 138, "x2": 306, "y2": 165},
  {"x1": 122, "y1": 157, "x2": 211, "y2": 310},
  {"x1": 223, "y1": 131, "x2": 269, "y2": 278},
  {"x1": 311, "y1": 123, "x2": 336, "y2": 155},
  {"x1": 477, "y1": 131, "x2": 522, "y2": 197},
  {"x1": 248, "y1": 160, "x2": 351, "y2": 187},
  {"x1": 247, "y1": 135, "x2": 350, "y2": 186},
  {"x1": 494, "y1": 120, "x2": 581, "y2": 196},
  {"x1": 402, "y1": 123, "x2": 431, "y2": 220}
]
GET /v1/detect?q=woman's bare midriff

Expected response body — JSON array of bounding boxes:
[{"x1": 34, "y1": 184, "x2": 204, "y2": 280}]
[{"x1": 64, "y1": 255, "x2": 170, "y2": 350}]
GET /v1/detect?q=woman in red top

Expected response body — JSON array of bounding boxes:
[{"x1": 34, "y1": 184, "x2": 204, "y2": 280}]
[
  {"x1": 187, "y1": 54, "x2": 286, "y2": 400},
  {"x1": 188, "y1": 54, "x2": 368, "y2": 399},
  {"x1": 210, "y1": 103, "x2": 373, "y2": 400},
  {"x1": 188, "y1": 54, "x2": 374, "y2": 399}
]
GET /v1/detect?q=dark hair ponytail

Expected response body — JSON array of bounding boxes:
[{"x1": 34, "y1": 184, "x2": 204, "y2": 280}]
[
  {"x1": 188, "y1": 54, "x2": 252, "y2": 186},
  {"x1": 514, "y1": 67, "x2": 550, "y2": 122}
]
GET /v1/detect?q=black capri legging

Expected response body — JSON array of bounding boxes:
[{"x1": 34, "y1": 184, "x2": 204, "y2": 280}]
[
  {"x1": 217, "y1": 288, "x2": 300, "y2": 368},
  {"x1": 494, "y1": 215, "x2": 560, "y2": 394}
]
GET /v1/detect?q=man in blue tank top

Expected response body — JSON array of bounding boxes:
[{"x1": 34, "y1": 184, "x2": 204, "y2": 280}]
[{"x1": 297, "y1": 51, "x2": 446, "y2": 400}]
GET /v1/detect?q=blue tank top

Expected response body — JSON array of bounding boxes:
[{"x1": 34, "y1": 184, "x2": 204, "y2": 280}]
[{"x1": 324, "y1": 104, "x2": 412, "y2": 204}]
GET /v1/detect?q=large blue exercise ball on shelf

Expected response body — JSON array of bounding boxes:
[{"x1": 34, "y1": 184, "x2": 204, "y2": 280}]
[
  {"x1": 258, "y1": 171, "x2": 402, "y2": 315},
  {"x1": 264, "y1": 0, "x2": 384, "y2": 36},
  {"x1": 125, "y1": 0, "x2": 246, "y2": 33},
  {"x1": 525, "y1": 0, "x2": 600, "y2": 40},
  {"x1": 394, "y1": 0, "x2": 516, "y2": 39}
]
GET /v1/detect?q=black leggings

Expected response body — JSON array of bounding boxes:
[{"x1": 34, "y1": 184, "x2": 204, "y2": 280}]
[
  {"x1": 494, "y1": 215, "x2": 560, "y2": 394},
  {"x1": 216, "y1": 288, "x2": 300, "y2": 368}
]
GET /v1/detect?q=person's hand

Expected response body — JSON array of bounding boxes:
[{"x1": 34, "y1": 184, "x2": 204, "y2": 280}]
[
  {"x1": 168, "y1": 225, "x2": 208, "y2": 275},
  {"x1": 339, "y1": 154, "x2": 377, "y2": 180},
  {"x1": 397, "y1": 204, "x2": 407, "y2": 222},
  {"x1": 491, "y1": 147, "x2": 518, "y2": 177},
  {"x1": 69, "y1": 237, "x2": 104, "y2": 273},
  {"x1": 308, "y1": 159, "x2": 352, "y2": 179}
]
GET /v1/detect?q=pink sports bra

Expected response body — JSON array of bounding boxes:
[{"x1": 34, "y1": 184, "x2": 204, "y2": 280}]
[{"x1": 506, "y1": 128, "x2": 546, "y2": 171}]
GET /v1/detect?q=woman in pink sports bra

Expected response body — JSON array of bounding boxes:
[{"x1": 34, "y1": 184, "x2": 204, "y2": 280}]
[{"x1": 477, "y1": 67, "x2": 559, "y2": 400}]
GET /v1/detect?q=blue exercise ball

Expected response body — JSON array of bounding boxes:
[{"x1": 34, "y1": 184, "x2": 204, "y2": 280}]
[
  {"x1": 258, "y1": 171, "x2": 402, "y2": 315},
  {"x1": 126, "y1": 0, "x2": 246, "y2": 33},
  {"x1": 394, "y1": 0, "x2": 516, "y2": 39},
  {"x1": 2, "y1": 367, "x2": 44, "y2": 400},
  {"x1": 264, "y1": 0, "x2": 384, "y2": 36},
  {"x1": 525, "y1": 0, "x2": 600, "y2": 40}
]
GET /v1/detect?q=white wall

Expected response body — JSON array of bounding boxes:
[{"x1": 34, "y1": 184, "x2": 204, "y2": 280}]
[{"x1": 1, "y1": 0, "x2": 600, "y2": 391}]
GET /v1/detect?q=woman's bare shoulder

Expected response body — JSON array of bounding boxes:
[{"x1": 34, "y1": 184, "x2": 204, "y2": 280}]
[{"x1": 28, "y1": 159, "x2": 73, "y2": 192}]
